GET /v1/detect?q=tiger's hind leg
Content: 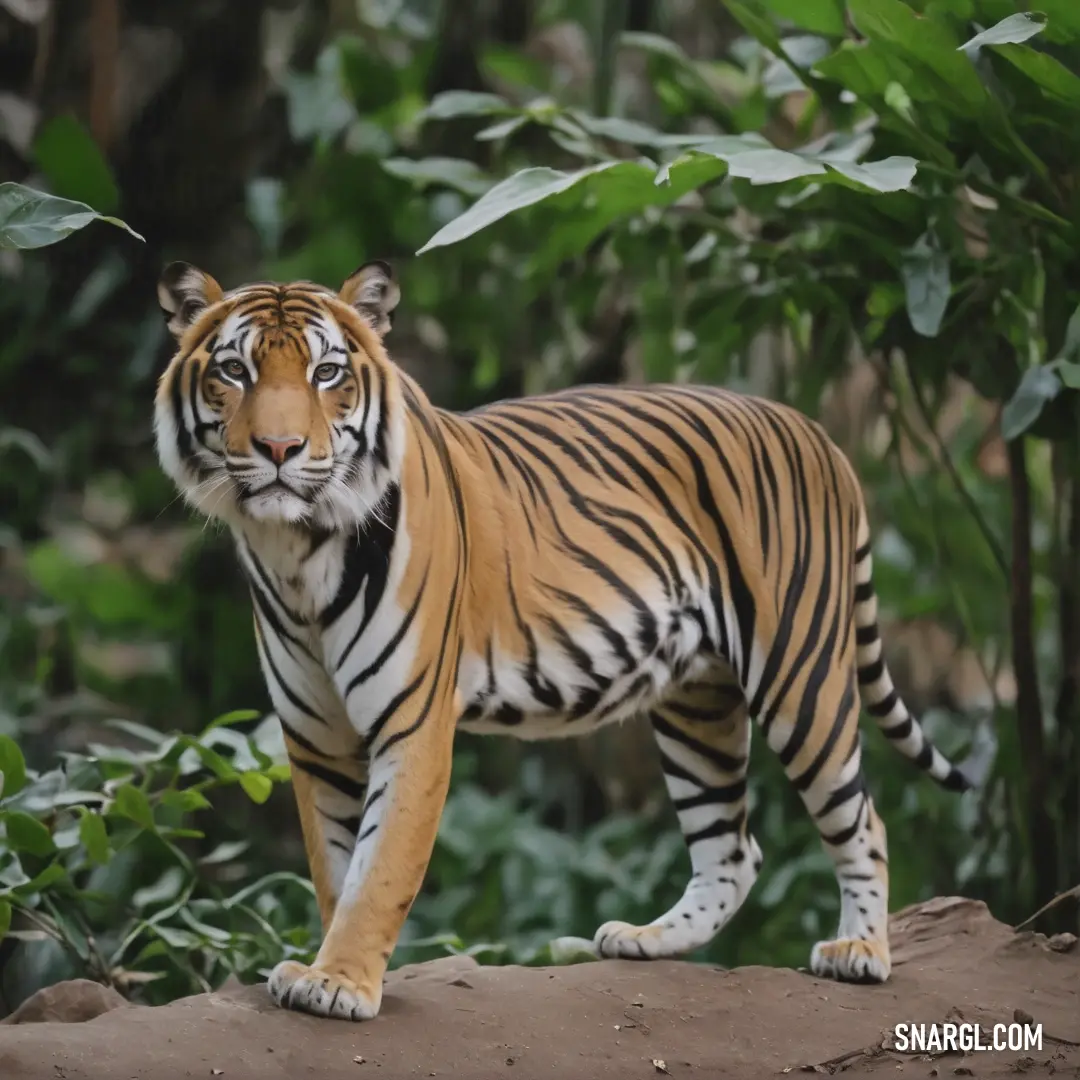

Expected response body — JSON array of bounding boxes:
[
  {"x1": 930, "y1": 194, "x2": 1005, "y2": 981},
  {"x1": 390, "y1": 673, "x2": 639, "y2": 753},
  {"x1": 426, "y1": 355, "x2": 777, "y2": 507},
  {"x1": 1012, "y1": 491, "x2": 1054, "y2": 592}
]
[
  {"x1": 594, "y1": 670, "x2": 762, "y2": 959},
  {"x1": 761, "y1": 671, "x2": 891, "y2": 984}
]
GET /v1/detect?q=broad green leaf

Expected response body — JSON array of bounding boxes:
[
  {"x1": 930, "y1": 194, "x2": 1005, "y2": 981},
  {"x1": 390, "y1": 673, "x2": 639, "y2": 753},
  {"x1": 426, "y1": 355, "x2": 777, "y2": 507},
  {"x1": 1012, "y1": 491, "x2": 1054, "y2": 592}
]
[
  {"x1": 521, "y1": 155, "x2": 729, "y2": 275},
  {"x1": 901, "y1": 233, "x2": 951, "y2": 337},
  {"x1": 687, "y1": 138, "x2": 917, "y2": 192},
  {"x1": 725, "y1": 147, "x2": 826, "y2": 183},
  {"x1": 619, "y1": 31, "x2": 693, "y2": 63},
  {"x1": 1055, "y1": 303, "x2": 1080, "y2": 364},
  {"x1": 31, "y1": 114, "x2": 119, "y2": 213},
  {"x1": 724, "y1": 0, "x2": 787, "y2": 57},
  {"x1": 202, "y1": 709, "x2": 263, "y2": 733},
  {"x1": 0, "y1": 899, "x2": 10, "y2": 941},
  {"x1": 111, "y1": 783, "x2": 155, "y2": 830},
  {"x1": 382, "y1": 157, "x2": 493, "y2": 197},
  {"x1": 0, "y1": 182, "x2": 143, "y2": 249},
  {"x1": 814, "y1": 40, "x2": 919, "y2": 101},
  {"x1": 416, "y1": 162, "x2": 618, "y2": 254},
  {"x1": 958, "y1": 12, "x2": 1046, "y2": 53},
  {"x1": 78, "y1": 811, "x2": 110, "y2": 865},
  {"x1": 173, "y1": 736, "x2": 239, "y2": 781},
  {"x1": 1057, "y1": 361, "x2": 1080, "y2": 390},
  {"x1": 10, "y1": 863, "x2": 65, "y2": 897},
  {"x1": 990, "y1": 43, "x2": 1080, "y2": 105},
  {"x1": 159, "y1": 788, "x2": 212, "y2": 814},
  {"x1": 419, "y1": 91, "x2": 513, "y2": 122},
  {"x1": 1001, "y1": 365, "x2": 1062, "y2": 439},
  {"x1": 475, "y1": 114, "x2": 529, "y2": 142},
  {"x1": 3, "y1": 810, "x2": 55, "y2": 856},
  {"x1": 759, "y1": 0, "x2": 846, "y2": 35},
  {"x1": 150, "y1": 924, "x2": 201, "y2": 950},
  {"x1": 132, "y1": 867, "x2": 186, "y2": 909},
  {"x1": 847, "y1": 0, "x2": 987, "y2": 113},
  {"x1": 0, "y1": 735, "x2": 27, "y2": 798},
  {"x1": 239, "y1": 771, "x2": 274, "y2": 804},
  {"x1": 821, "y1": 156, "x2": 918, "y2": 192},
  {"x1": 198, "y1": 840, "x2": 250, "y2": 866}
]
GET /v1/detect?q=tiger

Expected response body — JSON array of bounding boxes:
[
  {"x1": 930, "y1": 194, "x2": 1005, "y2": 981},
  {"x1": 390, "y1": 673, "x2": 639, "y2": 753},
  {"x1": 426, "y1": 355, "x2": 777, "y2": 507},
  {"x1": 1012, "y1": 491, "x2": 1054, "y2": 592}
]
[{"x1": 154, "y1": 259, "x2": 970, "y2": 1022}]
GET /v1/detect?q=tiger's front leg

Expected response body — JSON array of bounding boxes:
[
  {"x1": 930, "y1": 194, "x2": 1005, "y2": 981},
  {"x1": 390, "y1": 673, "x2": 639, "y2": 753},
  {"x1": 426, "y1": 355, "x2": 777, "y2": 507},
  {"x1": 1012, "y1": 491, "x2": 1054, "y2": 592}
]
[{"x1": 268, "y1": 689, "x2": 456, "y2": 1021}]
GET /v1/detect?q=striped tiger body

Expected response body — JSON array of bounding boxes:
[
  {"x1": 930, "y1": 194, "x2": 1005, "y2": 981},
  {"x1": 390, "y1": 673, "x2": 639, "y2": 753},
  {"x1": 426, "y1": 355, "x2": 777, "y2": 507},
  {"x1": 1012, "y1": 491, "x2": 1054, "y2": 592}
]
[{"x1": 154, "y1": 260, "x2": 969, "y2": 1023}]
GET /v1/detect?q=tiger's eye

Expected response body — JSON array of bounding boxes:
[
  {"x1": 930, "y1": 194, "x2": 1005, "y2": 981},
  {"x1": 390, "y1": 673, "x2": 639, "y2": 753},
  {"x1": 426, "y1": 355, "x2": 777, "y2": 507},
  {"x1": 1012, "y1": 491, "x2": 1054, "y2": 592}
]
[
  {"x1": 314, "y1": 362, "x2": 341, "y2": 384},
  {"x1": 220, "y1": 359, "x2": 246, "y2": 380}
]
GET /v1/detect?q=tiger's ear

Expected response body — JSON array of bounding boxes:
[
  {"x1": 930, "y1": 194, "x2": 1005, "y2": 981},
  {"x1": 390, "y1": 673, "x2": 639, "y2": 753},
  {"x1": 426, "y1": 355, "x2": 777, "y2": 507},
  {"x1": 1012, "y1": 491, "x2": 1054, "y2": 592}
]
[
  {"x1": 338, "y1": 260, "x2": 400, "y2": 338},
  {"x1": 157, "y1": 262, "x2": 224, "y2": 340}
]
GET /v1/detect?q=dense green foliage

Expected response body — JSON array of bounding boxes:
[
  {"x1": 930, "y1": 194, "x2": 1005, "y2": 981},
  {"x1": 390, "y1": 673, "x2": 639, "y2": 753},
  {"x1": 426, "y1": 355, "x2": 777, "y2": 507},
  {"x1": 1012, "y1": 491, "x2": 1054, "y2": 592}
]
[{"x1": 1, "y1": 0, "x2": 1077, "y2": 1012}]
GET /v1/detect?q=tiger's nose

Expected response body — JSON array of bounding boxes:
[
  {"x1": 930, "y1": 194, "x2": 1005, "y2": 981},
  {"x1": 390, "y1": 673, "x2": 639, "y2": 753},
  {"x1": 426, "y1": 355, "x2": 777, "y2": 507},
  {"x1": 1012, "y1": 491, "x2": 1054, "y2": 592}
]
[{"x1": 252, "y1": 435, "x2": 307, "y2": 466}]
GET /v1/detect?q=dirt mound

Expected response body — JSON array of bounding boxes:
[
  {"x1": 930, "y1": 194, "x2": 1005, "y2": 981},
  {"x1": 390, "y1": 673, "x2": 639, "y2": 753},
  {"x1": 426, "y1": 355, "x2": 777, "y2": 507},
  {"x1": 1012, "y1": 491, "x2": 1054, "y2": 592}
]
[{"x1": 0, "y1": 897, "x2": 1076, "y2": 1079}]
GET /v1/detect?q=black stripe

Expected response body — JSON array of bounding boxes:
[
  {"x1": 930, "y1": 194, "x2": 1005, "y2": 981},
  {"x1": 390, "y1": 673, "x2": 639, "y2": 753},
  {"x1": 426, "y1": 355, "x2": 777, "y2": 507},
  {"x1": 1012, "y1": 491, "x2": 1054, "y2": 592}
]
[
  {"x1": 291, "y1": 757, "x2": 367, "y2": 801},
  {"x1": 322, "y1": 482, "x2": 400, "y2": 631}
]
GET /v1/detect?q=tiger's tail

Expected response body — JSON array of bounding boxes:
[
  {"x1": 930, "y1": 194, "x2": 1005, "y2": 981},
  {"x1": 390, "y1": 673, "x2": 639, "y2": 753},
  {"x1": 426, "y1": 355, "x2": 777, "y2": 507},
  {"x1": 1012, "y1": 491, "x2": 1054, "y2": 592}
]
[{"x1": 851, "y1": 512, "x2": 971, "y2": 793}]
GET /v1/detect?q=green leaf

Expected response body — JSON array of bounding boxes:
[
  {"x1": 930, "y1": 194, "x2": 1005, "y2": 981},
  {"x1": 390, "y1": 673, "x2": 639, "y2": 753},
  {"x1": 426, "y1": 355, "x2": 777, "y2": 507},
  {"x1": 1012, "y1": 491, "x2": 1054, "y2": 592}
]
[
  {"x1": 198, "y1": 840, "x2": 250, "y2": 866},
  {"x1": 238, "y1": 772, "x2": 274, "y2": 804},
  {"x1": 3, "y1": 811, "x2": 55, "y2": 856},
  {"x1": 901, "y1": 233, "x2": 951, "y2": 337},
  {"x1": 688, "y1": 138, "x2": 918, "y2": 192},
  {"x1": 814, "y1": 40, "x2": 919, "y2": 102},
  {"x1": 1055, "y1": 303, "x2": 1080, "y2": 365},
  {"x1": 847, "y1": 0, "x2": 987, "y2": 113},
  {"x1": 0, "y1": 182, "x2": 143, "y2": 249},
  {"x1": 474, "y1": 114, "x2": 530, "y2": 142},
  {"x1": 725, "y1": 147, "x2": 827, "y2": 183},
  {"x1": 821, "y1": 156, "x2": 918, "y2": 192},
  {"x1": 1001, "y1": 365, "x2": 1062, "y2": 440},
  {"x1": 382, "y1": 157, "x2": 493, "y2": 197},
  {"x1": 417, "y1": 162, "x2": 618, "y2": 254},
  {"x1": 0, "y1": 899, "x2": 10, "y2": 941},
  {"x1": 419, "y1": 91, "x2": 513, "y2": 122},
  {"x1": 724, "y1": 0, "x2": 787, "y2": 57},
  {"x1": 0, "y1": 735, "x2": 27, "y2": 798},
  {"x1": 111, "y1": 784, "x2": 155, "y2": 830},
  {"x1": 173, "y1": 736, "x2": 239, "y2": 781},
  {"x1": 619, "y1": 31, "x2": 693, "y2": 63},
  {"x1": 31, "y1": 114, "x2": 119, "y2": 213},
  {"x1": 1034, "y1": 0, "x2": 1080, "y2": 39},
  {"x1": 132, "y1": 867, "x2": 185, "y2": 909},
  {"x1": 990, "y1": 43, "x2": 1080, "y2": 105},
  {"x1": 202, "y1": 709, "x2": 263, "y2": 733},
  {"x1": 8, "y1": 863, "x2": 65, "y2": 898},
  {"x1": 160, "y1": 788, "x2": 212, "y2": 814},
  {"x1": 758, "y1": 0, "x2": 846, "y2": 35},
  {"x1": 1057, "y1": 361, "x2": 1080, "y2": 390},
  {"x1": 78, "y1": 811, "x2": 110, "y2": 865},
  {"x1": 958, "y1": 12, "x2": 1046, "y2": 53}
]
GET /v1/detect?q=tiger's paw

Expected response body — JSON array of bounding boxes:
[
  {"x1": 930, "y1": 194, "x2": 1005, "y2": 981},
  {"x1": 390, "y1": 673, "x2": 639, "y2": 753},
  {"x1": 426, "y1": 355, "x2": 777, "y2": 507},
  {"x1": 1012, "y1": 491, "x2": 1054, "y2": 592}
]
[
  {"x1": 594, "y1": 920, "x2": 674, "y2": 960},
  {"x1": 810, "y1": 938, "x2": 890, "y2": 984},
  {"x1": 267, "y1": 960, "x2": 382, "y2": 1021}
]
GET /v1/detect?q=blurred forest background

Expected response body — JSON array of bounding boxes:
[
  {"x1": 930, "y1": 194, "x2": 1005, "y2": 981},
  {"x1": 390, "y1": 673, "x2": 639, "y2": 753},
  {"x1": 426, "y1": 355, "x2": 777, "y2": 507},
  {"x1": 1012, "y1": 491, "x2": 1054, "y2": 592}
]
[{"x1": 1, "y1": 0, "x2": 1078, "y2": 1016}]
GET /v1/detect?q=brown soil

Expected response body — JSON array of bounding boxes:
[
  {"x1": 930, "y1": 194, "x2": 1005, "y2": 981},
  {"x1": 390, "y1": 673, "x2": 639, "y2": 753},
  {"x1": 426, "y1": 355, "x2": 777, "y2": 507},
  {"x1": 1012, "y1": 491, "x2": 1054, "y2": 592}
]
[{"x1": 1, "y1": 897, "x2": 1076, "y2": 1079}]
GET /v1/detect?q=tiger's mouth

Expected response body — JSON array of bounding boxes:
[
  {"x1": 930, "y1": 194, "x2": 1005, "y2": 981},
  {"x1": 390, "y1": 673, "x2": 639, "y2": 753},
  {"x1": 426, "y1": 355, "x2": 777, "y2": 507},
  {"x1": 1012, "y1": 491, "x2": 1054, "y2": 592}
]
[
  {"x1": 232, "y1": 474, "x2": 325, "y2": 523},
  {"x1": 238, "y1": 478, "x2": 304, "y2": 500}
]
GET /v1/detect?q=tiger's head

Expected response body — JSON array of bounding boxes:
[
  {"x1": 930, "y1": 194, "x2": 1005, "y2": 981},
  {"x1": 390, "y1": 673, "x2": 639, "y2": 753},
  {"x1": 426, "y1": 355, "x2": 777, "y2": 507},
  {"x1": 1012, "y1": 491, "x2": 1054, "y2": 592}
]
[{"x1": 153, "y1": 261, "x2": 403, "y2": 531}]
